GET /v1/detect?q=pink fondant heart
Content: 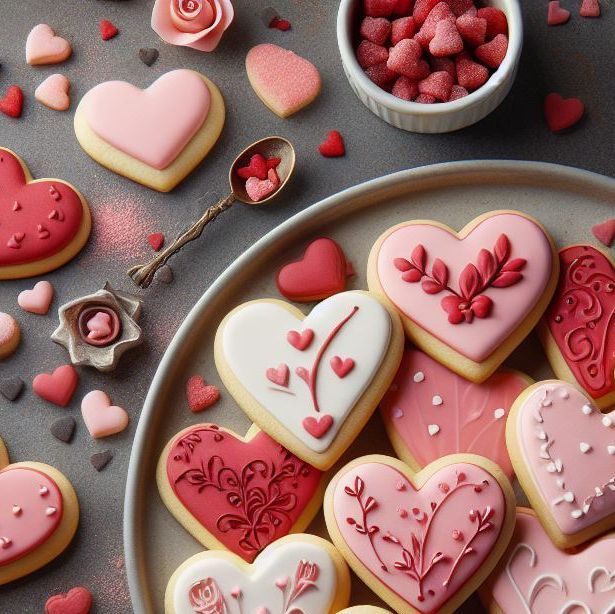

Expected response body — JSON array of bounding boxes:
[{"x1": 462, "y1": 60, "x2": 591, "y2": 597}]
[
  {"x1": 35, "y1": 74, "x2": 70, "y2": 112},
  {"x1": 18, "y1": 280, "x2": 54, "y2": 315},
  {"x1": 245, "y1": 168, "x2": 279, "y2": 202},
  {"x1": 86, "y1": 311, "x2": 112, "y2": 340},
  {"x1": 287, "y1": 329, "x2": 314, "y2": 351},
  {"x1": 81, "y1": 390, "x2": 129, "y2": 438},
  {"x1": 302, "y1": 415, "x2": 334, "y2": 439},
  {"x1": 329, "y1": 457, "x2": 509, "y2": 612},
  {"x1": 330, "y1": 356, "x2": 355, "y2": 378},
  {"x1": 381, "y1": 349, "x2": 529, "y2": 479},
  {"x1": 165, "y1": 424, "x2": 323, "y2": 561},
  {"x1": 489, "y1": 508, "x2": 615, "y2": 613},
  {"x1": 26, "y1": 24, "x2": 72, "y2": 65},
  {"x1": 0, "y1": 466, "x2": 63, "y2": 565},
  {"x1": 80, "y1": 70, "x2": 211, "y2": 170},
  {"x1": 511, "y1": 381, "x2": 615, "y2": 540},
  {"x1": 547, "y1": 0, "x2": 571, "y2": 25},
  {"x1": 266, "y1": 363, "x2": 289, "y2": 387},
  {"x1": 374, "y1": 212, "x2": 553, "y2": 362}
]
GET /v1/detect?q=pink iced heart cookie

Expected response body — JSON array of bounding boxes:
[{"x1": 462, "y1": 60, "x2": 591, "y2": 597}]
[
  {"x1": 216, "y1": 291, "x2": 403, "y2": 469},
  {"x1": 81, "y1": 390, "x2": 129, "y2": 438},
  {"x1": 381, "y1": 349, "x2": 531, "y2": 479},
  {"x1": 507, "y1": 380, "x2": 615, "y2": 548},
  {"x1": 75, "y1": 69, "x2": 225, "y2": 192},
  {"x1": 18, "y1": 280, "x2": 54, "y2": 315},
  {"x1": 485, "y1": 507, "x2": 615, "y2": 612},
  {"x1": 35, "y1": 74, "x2": 70, "y2": 112},
  {"x1": 26, "y1": 24, "x2": 72, "y2": 66},
  {"x1": 246, "y1": 44, "x2": 321, "y2": 118},
  {"x1": 368, "y1": 211, "x2": 557, "y2": 382},
  {"x1": 325, "y1": 454, "x2": 515, "y2": 614}
]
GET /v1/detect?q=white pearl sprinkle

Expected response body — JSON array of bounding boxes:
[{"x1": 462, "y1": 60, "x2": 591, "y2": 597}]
[
  {"x1": 432, "y1": 395, "x2": 443, "y2": 406},
  {"x1": 536, "y1": 430, "x2": 547, "y2": 440},
  {"x1": 608, "y1": 445, "x2": 615, "y2": 456},
  {"x1": 0, "y1": 537, "x2": 11, "y2": 549},
  {"x1": 45, "y1": 507, "x2": 56, "y2": 516},
  {"x1": 391, "y1": 407, "x2": 404, "y2": 419},
  {"x1": 413, "y1": 371, "x2": 425, "y2": 383},
  {"x1": 603, "y1": 416, "x2": 613, "y2": 428},
  {"x1": 428, "y1": 424, "x2": 440, "y2": 436},
  {"x1": 494, "y1": 408, "x2": 505, "y2": 420},
  {"x1": 571, "y1": 509, "x2": 584, "y2": 519},
  {"x1": 11, "y1": 505, "x2": 21, "y2": 516},
  {"x1": 39, "y1": 486, "x2": 49, "y2": 496},
  {"x1": 563, "y1": 491, "x2": 575, "y2": 503},
  {"x1": 559, "y1": 388, "x2": 570, "y2": 399},
  {"x1": 581, "y1": 404, "x2": 592, "y2": 415},
  {"x1": 579, "y1": 442, "x2": 592, "y2": 454}
]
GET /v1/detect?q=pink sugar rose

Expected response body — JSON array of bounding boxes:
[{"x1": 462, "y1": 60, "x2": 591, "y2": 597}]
[{"x1": 151, "y1": 0, "x2": 234, "y2": 52}]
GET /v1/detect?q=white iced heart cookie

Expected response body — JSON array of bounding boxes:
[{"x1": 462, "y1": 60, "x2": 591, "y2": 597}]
[
  {"x1": 165, "y1": 534, "x2": 350, "y2": 614},
  {"x1": 215, "y1": 291, "x2": 404, "y2": 469}
]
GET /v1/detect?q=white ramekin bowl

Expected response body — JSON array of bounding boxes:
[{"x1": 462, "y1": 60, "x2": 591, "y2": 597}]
[{"x1": 337, "y1": 0, "x2": 523, "y2": 133}]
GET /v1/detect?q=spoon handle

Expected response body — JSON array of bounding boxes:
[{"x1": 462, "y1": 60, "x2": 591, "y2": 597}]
[{"x1": 127, "y1": 192, "x2": 236, "y2": 289}]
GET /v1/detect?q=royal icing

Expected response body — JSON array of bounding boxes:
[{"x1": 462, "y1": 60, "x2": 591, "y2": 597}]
[
  {"x1": 375, "y1": 213, "x2": 553, "y2": 362},
  {"x1": 171, "y1": 540, "x2": 338, "y2": 613},
  {"x1": 490, "y1": 509, "x2": 615, "y2": 613},
  {"x1": 0, "y1": 467, "x2": 63, "y2": 566},
  {"x1": 165, "y1": 425, "x2": 322, "y2": 561},
  {"x1": 220, "y1": 292, "x2": 391, "y2": 452},
  {"x1": 516, "y1": 382, "x2": 615, "y2": 534},
  {"x1": 80, "y1": 70, "x2": 210, "y2": 170},
  {"x1": 0, "y1": 150, "x2": 84, "y2": 267},
  {"x1": 545, "y1": 246, "x2": 615, "y2": 400},
  {"x1": 331, "y1": 460, "x2": 505, "y2": 612},
  {"x1": 381, "y1": 349, "x2": 528, "y2": 479}
]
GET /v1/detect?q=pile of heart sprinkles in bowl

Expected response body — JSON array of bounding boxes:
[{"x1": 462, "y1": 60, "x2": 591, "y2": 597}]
[{"x1": 357, "y1": 0, "x2": 509, "y2": 103}]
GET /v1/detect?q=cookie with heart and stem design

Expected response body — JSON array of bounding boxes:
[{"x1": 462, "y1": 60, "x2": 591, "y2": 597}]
[
  {"x1": 481, "y1": 507, "x2": 615, "y2": 614},
  {"x1": 380, "y1": 348, "x2": 532, "y2": 480},
  {"x1": 324, "y1": 453, "x2": 516, "y2": 614},
  {"x1": 0, "y1": 436, "x2": 79, "y2": 585},
  {"x1": 506, "y1": 380, "x2": 615, "y2": 549},
  {"x1": 214, "y1": 290, "x2": 404, "y2": 470},
  {"x1": 157, "y1": 422, "x2": 326, "y2": 562},
  {"x1": 164, "y1": 533, "x2": 350, "y2": 614},
  {"x1": 367, "y1": 210, "x2": 559, "y2": 383},
  {"x1": 539, "y1": 245, "x2": 615, "y2": 410},
  {"x1": 74, "y1": 69, "x2": 225, "y2": 192},
  {"x1": 0, "y1": 148, "x2": 91, "y2": 280}
]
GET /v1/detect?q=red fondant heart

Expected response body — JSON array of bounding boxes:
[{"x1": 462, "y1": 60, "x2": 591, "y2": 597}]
[
  {"x1": 99, "y1": 19, "x2": 118, "y2": 41},
  {"x1": 302, "y1": 414, "x2": 334, "y2": 438},
  {"x1": 33, "y1": 365, "x2": 79, "y2": 407},
  {"x1": 237, "y1": 154, "x2": 268, "y2": 180},
  {"x1": 0, "y1": 149, "x2": 85, "y2": 270},
  {"x1": 330, "y1": 356, "x2": 355, "y2": 378},
  {"x1": 164, "y1": 424, "x2": 323, "y2": 561},
  {"x1": 318, "y1": 130, "x2": 345, "y2": 157},
  {"x1": 266, "y1": 363, "x2": 289, "y2": 387},
  {"x1": 0, "y1": 86, "x2": 24, "y2": 118},
  {"x1": 544, "y1": 93, "x2": 584, "y2": 132},
  {"x1": 186, "y1": 375, "x2": 220, "y2": 412},
  {"x1": 277, "y1": 238, "x2": 354, "y2": 302},
  {"x1": 287, "y1": 329, "x2": 314, "y2": 350},
  {"x1": 45, "y1": 587, "x2": 93, "y2": 614}
]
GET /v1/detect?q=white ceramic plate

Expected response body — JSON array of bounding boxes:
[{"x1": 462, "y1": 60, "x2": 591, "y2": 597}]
[{"x1": 124, "y1": 161, "x2": 615, "y2": 613}]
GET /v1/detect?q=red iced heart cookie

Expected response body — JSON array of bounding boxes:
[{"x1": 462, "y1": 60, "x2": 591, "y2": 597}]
[
  {"x1": 381, "y1": 349, "x2": 530, "y2": 479},
  {"x1": 0, "y1": 148, "x2": 90, "y2": 280},
  {"x1": 319, "y1": 130, "x2": 346, "y2": 158},
  {"x1": 325, "y1": 455, "x2": 515, "y2": 613},
  {"x1": 185, "y1": 375, "x2": 220, "y2": 412},
  {"x1": 544, "y1": 93, "x2": 584, "y2": 132},
  {"x1": 0, "y1": 86, "x2": 24, "y2": 118},
  {"x1": 160, "y1": 424, "x2": 324, "y2": 561},
  {"x1": 33, "y1": 365, "x2": 79, "y2": 407},
  {"x1": 45, "y1": 587, "x2": 93, "y2": 614},
  {"x1": 276, "y1": 238, "x2": 354, "y2": 302}
]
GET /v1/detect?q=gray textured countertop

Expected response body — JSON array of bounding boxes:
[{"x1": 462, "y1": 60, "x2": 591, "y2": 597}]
[{"x1": 0, "y1": 0, "x2": 613, "y2": 612}]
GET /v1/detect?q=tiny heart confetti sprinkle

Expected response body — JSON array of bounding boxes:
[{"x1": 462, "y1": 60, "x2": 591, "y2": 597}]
[
  {"x1": 90, "y1": 450, "x2": 113, "y2": 471},
  {"x1": 544, "y1": 92, "x2": 585, "y2": 132},
  {"x1": 138, "y1": 47, "x2": 159, "y2": 66},
  {"x1": 147, "y1": 232, "x2": 164, "y2": 251},
  {"x1": 156, "y1": 264, "x2": 174, "y2": 284},
  {"x1": 547, "y1": 0, "x2": 571, "y2": 25},
  {"x1": 592, "y1": 219, "x2": 615, "y2": 247},
  {"x1": 99, "y1": 19, "x2": 118, "y2": 41},
  {"x1": 270, "y1": 16, "x2": 291, "y2": 31},
  {"x1": 318, "y1": 130, "x2": 346, "y2": 157},
  {"x1": 186, "y1": 375, "x2": 220, "y2": 412},
  {"x1": 0, "y1": 85, "x2": 24, "y2": 118},
  {"x1": 0, "y1": 377, "x2": 24, "y2": 401},
  {"x1": 50, "y1": 415, "x2": 76, "y2": 443}
]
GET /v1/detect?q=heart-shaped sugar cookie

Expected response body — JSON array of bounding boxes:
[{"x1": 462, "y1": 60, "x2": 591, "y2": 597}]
[
  {"x1": 158, "y1": 423, "x2": 325, "y2": 561},
  {"x1": 368, "y1": 210, "x2": 557, "y2": 382},
  {"x1": 506, "y1": 380, "x2": 615, "y2": 548},
  {"x1": 215, "y1": 291, "x2": 403, "y2": 469},
  {"x1": 324, "y1": 454, "x2": 515, "y2": 614},
  {"x1": 165, "y1": 534, "x2": 350, "y2": 614},
  {"x1": 81, "y1": 390, "x2": 129, "y2": 438},
  {"x1": 26, "y1": 24, "x2": 72, "y2": 65},
  {"x1": 483, "y1": 507, "x2": 615, "y2": 613}
]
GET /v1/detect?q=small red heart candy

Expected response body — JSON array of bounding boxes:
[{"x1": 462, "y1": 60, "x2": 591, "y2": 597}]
[
  {"x1": 0, "y1": 86, "x2": 24, "y2": 118},
  {"x1": 148, "y1": 232, "x2": 164, "y2": 251},
  {"x1": 544, "y1": 92, "x2": 584, "y2": 132},
  {"x1": 302, "y1": 414, "x2": 334, "y2": 438},
  {"x1": 547, "y1": 0, "x2": 570, "y2": 25},
  {"x1": 455, "y1": 52, "x2": 489, "y2": 90},
  {"x1": 287, "y1": 329, "x2": 314, "y2": 350},
  {"x1": 45, "y1": 586, "x2": 93, "y2": 614},
  {"x1": 318, "y1": 130, "x2": 345, "y2": 158},
  {"x1": 360, "y1": 16, "x2": 392, "y2": 45},
  {"x1": 330, "y1": 356, "x2": 355, "y2": 378},
  {"x1": 186, "y1": 375, "x2": 220, "y2": 413},
  {"x1": 99, "y1": 19, "x2": 118, "y2": 41},
  {"x1": 474, "y1": 33, "x2": 508, "y2": 69},
  {"x1": 391, "y1": 16, "x2": 416, "y2": 44},
  {"x1": 33, "y1": 365, "x2": 79, "y2": 407},
  {"x1": 237, "y1": 154, "x2": 268, "y2": 180}
]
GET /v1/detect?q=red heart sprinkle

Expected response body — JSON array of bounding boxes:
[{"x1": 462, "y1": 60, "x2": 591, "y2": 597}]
[
  {"x1": 237, "y1": 154, "x2": 268, "y2": 180},
  {"x1": 99, "y1": 19, "x2": 119, "y2": 41},
  {"x1": 302, "y1": 414, "x2": 334, "y2": 438},
  {"x1": 186, "y1": 375, "x2": 220, "y2": 413},
  {"x1": 148, "y1": 232, "x2": 164, "y2": 251},
  {"x1": 45, "y1": 586, "x2": 93, "y2": 614},
  {"x1": 0, "y1": 86, "x2": 24, "y2": 118},
  {"x1": 269, "y1": 17, "x2": 292, "y2": 31},
  {"x1": 547, "y1": 1, "x2": 570, "y2": 25},
  {"x1": 318, "y1": 131, "x2": 346, "y2": 158},
  {"x1": 287, "y1": 329, "x2": 314, "y2": 350},
  {"x1": 543, "y1": 93, "x2": 584, "y2": 132},
  {"x1": 33, "y1": 365, "x2": 79, "y2": 407},
  {"x1": 592, "y1": 219, "x2": 615, "y2": 247},
  {"x1": 266, "y1": 364, "x2": 290, "y2": 387},
  {"x1": 330, "y1": 356, "x2": 355, "y2": 378}
]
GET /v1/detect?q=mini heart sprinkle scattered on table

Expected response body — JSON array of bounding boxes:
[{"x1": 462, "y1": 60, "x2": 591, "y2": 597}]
[
  {"x1": 50, "y1": 415, "x2": 76, "y2": 443},
  {"x1": 18, "y1": 281, "x2": 54, "y2": 315},
  {"x1": 35, "y1": 74, "x2": 70, "y2": 111},
  {"x1": 544, "y1": 92, "x2": 585, "y2": 132},
  {"x1": 547, "y1": 1, "x2": 571, "y2": 25},
  {"x1": 186, "y1": 375, "x2": 220, "y2": 412},
  {"x1": 45, "y1": 586, "x2": 92, "y2": 614},
  {"x1": 138, "y1": 47, "x2": 159, "y2": 66},
  {"x1": 99, "y1": 19, "x2": 118, "y2": 41},
  {"x1": 318, "y1": 130, "x2": 345, "y2": 158},
  {"x1": 0, "y1": 85, "x2": 24, "y2": 118},
  {"x1": 90, "y1": 450, "x2": 113, "y2": 472},
  {"x1": 147, "y1": 232, "x2": 165, "y2": 252},
  {"x1": 0, "y1": 377, "x2": 24, "y2": 401}
]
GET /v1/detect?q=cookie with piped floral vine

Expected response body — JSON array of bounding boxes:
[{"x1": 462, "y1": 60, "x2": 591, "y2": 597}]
[
  {"x1": 506, "y1": 380, "x2": 615, "y2": 549},
  {"x1": 214, "y1": 290, "x2": 404, "y2": 470},
  {"x1": 157, "y1": 422, "x2": 326, "y2": 562},
  {"x1": 164, "y1": 533, "x2": 350, "y2": 614},
  {"x1": 324, "y1": 453, "x2": 516, "y2": 614},
  {"x1": 0, "y1": 438, "x2": 79, "y2": 585},
  {"x1": 367, "y1": 210, "x2": 558, "y2": 383},
  {"x1": 538, "y1": 244, "x2": 615, "y2": 410}
]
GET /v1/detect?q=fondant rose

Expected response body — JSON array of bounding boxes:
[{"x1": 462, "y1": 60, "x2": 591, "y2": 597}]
[{"x1": 151, "y1": 0, "x2": 234, "y2": 52}]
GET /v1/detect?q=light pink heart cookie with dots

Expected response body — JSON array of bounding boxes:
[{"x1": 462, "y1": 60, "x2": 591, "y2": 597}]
[
  {"x1": 507, "y1": 380, "x2": 615, "y2": 548},
  {"x1": 246, "y1": 44, "x2": 321, "y2": 118},
  {"x1": 380, "y1": 348, "x2": 531, "y2": 480}
]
